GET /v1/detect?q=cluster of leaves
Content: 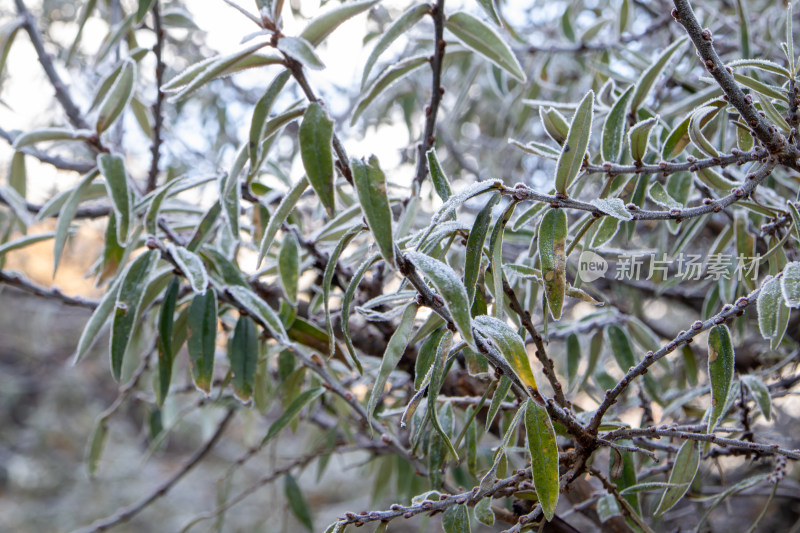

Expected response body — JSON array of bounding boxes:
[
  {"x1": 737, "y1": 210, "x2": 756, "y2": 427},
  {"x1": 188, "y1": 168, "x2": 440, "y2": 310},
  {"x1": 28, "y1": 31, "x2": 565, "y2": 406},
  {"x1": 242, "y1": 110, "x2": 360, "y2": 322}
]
[{"x1": 2, "y1": 0, "x2": 800, "y2": 531}]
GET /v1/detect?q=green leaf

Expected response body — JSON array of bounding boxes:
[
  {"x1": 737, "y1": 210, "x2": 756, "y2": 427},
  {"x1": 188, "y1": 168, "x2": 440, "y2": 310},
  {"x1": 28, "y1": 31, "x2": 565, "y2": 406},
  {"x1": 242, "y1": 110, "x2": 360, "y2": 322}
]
[
  {"x1": 0, "y1": 231, "x2": 54, "y2": 258},
  {"x1": 156, "y1": 277, "x2": 180, "y2": 406},
  {"x1": 367, "y1": 303, "x2": 418, "y2": 422},
  {"x1": 539, "y1": 208, "x2": 567, "y2": 320},
  {"x1": 143, "y1": 177, "x2": 183, "y2": 236},
  {"x1": 688, "y1": 106, "x2": 722, "y2": 157},
  {"x1": 167, "y1": 244, "x2": 208, "y2": 294},
  {"x1": 442, "y1": 504, "x2": 471, "y2": 533},
  {"x1": 53, "y1": 169, "x2": 98, "y2": 275},
  {"x1": 446, "y1": 12, "x2": 526, "y2": 82},
  {"x1": 97, "y1": 153, "x2": 132, "y2": 244},
  {"x1": 187, "y1": 289, "x2": 218, "y2": 393},
  {"x1": 323, "y1": 225, "x2": 363, "y2": 371},
  {"x1": 707, "y1": 324, "x2": 735, "y2": 432},
  {"x1": 351, "y1": 156, "x2": 395, "y2": 266},
  {"x1": 591, "y1": 216, "x2": 619, "y2": 248},
  {"x1": 96, "y1": 58, "x2": 136, "y2": 133},
  {"x1": 566, "y1": 333, "x2": 580, "y2": 387},
  {"x1": 465, "y1": 195, "x2": 500, "y2": 304},
  {"x1": 630, "y1": 38, "x2": 687, "y2": 112},
  {"x1": 661, "y1": 114, "x2": 692, "y2": 160},
  {"x1": 733, "y1": 72, "x2": 788, "y2": 102},
  {"x1": 554, "y1": 91, "x2": 593, "y2": 195},
  {"x1": 261, "y1": 387, "x2": 324, "y2": 445},
  {"x1": 277, "y1": 36, "x2": 325, "y2": 70},
  {"x1": 257, "y1": 176, "x2": 309, "y2": 266},
  {"x1": 475, "y1": 315, "x2": 537, "y2": 391},
  {"x1": 226, "y1": 285, "x2": 289, "y2": 344},
  {"x1": 404, "y1": 251, "x2": 473, "y2": 346},
  {"x1": 428, "y1": 331, "x2": 459, "y2": 460},
  {"x1": 9, "y1": 151, "x2": 25, "y2": 198},
  {"x1": 427, "y1": 148, "x2": 453, "y2": 203},
  {"x1": 474, "y1": 497, "x2": 495, "y2": 525},
  {"x1": 741, "y1": 374, "x2": 772, "y2": 421},
  {"x1": 279, "y1": 232, "x2": 300, "y2": 304},
  {"x1": 415, "y1": 328, "x2": 445, "y2": 390},
  {"x1": 485, "y1": 376, "x2": 512, "y2": 432},
  {"x1": 249, "y1": 70, "x2": 292, "y2": 168},
  {"x1": 602, "y1": 86, "x2": 634, "y2": 162},
  {"x1": 607, "y1": 324, "x2": 635, "y2": 372},
  {"x1": 136, "y1": 0, "x2": 156, "y2": 23},
  {"x1": 165, "y1": 40, "x2": 272, "y2": 101},
  {"x1": 654, "y1": 440, "x2": 699, "y2": 516},
  {"x1": 284, "y1": 473, "x2": 314, "y2": 532},
  {"x1": 758, "y1": 276, "x2": 784, "y2": 340},
  {"x1": 12, "y1": 127, "x2": 94, "y2": 149},
  {"x1": 86, "y1": 419, "x2": 107, "y2": 478},
  {"x1": 74, "y1": 277, "x2": 122, "y2": 365},
  {"x1": 0, "y1": 17, "x2": 23, "y2": 87},
  {"x1": 299, "y1": 102, "x2": 335, "y2": 215},
  {"x1": 781, "y1": 261, "x2": 800, "y2": 307},
  {"x1": 525, "y1": 398, "x2": 560, "y2": 522},
  {"x1": 540, "y1": 107, "x2": 570, "y2": 146},
  {"x1": 361, "y1": 3, "x2": 429, "y2": 88},
  {"x1": 300, "y1": 0, "x2": 379, "y2": 47},
  {"x1": 628, "y1": 117, "x2": 657, "y2": 162},
  {"x1": 727, "y1": 58, "x2": 792, "y2": 78},
  {"x1": 352, "y1": 55, "x2": 429, "y2": 123},
  {"x1": 591, "y1": 198, "x2": 633, "y2": 221},
  {"x1": 229, "y1": 315, "x2": 258, "y2": 402},
  {"x1": 111, "y1": 250, "x2": 158, "y2": 380}
]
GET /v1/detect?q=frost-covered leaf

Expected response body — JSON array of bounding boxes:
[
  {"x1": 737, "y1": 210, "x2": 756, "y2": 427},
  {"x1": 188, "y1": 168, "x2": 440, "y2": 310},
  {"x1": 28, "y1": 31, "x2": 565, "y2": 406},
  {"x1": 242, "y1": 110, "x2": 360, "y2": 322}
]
[
  {"x1": 554, "y1": 91, "x2": 593, "y2": 194},
  {"x1": 446, "y1": 12, "x2": 526, "y2": 82},
  {"x1": 474, "y1": 315, "x2": 537, "y2": 391},
  {"x1": 526, "y1": 398, "x2": 559, "y2": 521},
  {"x1": 539, "y1": 209, "x2": 567, "y2": 320},
  {"x1": 707, "y1": 324, "x2": 734, "y2": 432}
]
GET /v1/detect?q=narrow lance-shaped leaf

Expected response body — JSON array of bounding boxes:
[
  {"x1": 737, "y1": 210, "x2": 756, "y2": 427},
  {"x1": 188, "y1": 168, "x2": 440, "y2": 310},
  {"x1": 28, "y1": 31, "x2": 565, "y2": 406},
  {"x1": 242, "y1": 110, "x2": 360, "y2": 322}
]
[
  {"x1": 367, "y1": 303, "x2": 418, "y2": 423},
  {"x1": 654, "y1": 440, "x2": 699, "y2": 516},
  {"x1": 96, "y1": 58, "x2": 136, "y2": 133},
  {"x1": 630, "y1": 38, "x2": 687, "y2": 112},
  {"x1": 12, "y1": 127, "x2": 94, "y2": 149},
  {"x1": 257, "y1": 176, "x2": 309, "y2": 266},
  {"x1": 110, "y1": 250, "x2": 158, "y2": 380},
  {"x1": 465, "y1": 195, "x2": 500, "y2": 304},
  {"x1": 539, "y1": 208, "x2": 567, "y2": 320},
  {"x1": 284, "y1": 473, "x2": 314, "y2": 532},
  {"x1": 279, "y1": 232, "x2": 300, "y2": 305},
  {"x1": 53, "y1": 169, "x2": 98, "y2": 275},
  {"x1": 707, "y1": 324, "x2": 735, "y2": 432},
  {"x1": 187, "y1": 289, "x2": 218, "y2": 393},
  {"x1": 426, "y1": 148, "x2": 453, "y2": 203},
  {"x1": 9, "y1": 151, "x2": 25, "y2": 198},
  {"x1": 167, "y1": 244, "x2": 208, "y2": 294},
  {"x1": 446, "y1": 12, "x2": 526, "y2": 82},
  {"x1": 0, "y1": 232, "x2": 55, "y2": 258},
  {"x1": 156, "y1": 277, "x2": 180, "y2": 406},
  {"x1": 299, "y1": 102, "x2": 335, "y2": 215},
  {"x1": 741, "y1": 374, "x2": 772, "y2": 421},
  {"x1": 526, "y1": 398, "x2": 560, "y2": 522},
  {"x1": 405, "y1": 251, "x2": 474, "y2": 346},
  {"x1": 136, "y1": 0, "x2": 156, "y2": 23},
  {"x1": 323, "y1": 225, "x2": 363, "y2": 370},
  {"x1": 352, "y1": 55, "x2": 429, "y2": 124},
  {"x1": 566, "y1": 333, "x2": 580, "y2": 387},
  {"x1": 607, "y1": 324, "x2": 635, "y2": 372},
  {"x1": 758, "y1": 276, "x2": 784, "y2": 340},
  {"x1": 277, "y1": 36, "x2": 325, "y2": 70},
  {"x1": 427, "y1": 331, "x2": 459, "y2": 460},
  {"x1": 226, "y1": 285, "x2": 289, "y2": 344},
  {"x1": 602, "y1": 86, "x2": 633, "y2": 162},
  {"x1": 361, "y1": 3, "x2": 429, "y2": 88},
  {"x1": 351, "y1": 156, "x2": 395, "y2": 266},
  {"x1": 628, "y1": 117, "x2": 658, "y2": 162},
  {"x1": 554, "y1": 91, "x2": 593, "y2": 195},
  {"x1": 474, "y1": 315, "x2": 537, "y2": 392},
  {"x1": 540, "y1": 107, "x2": 569, "y2": 146},
  {"x1": 229, "y1": 316, "x2": 258, "y2": 402},
  {"x1": 261, "y1": 387, "x2": 324, "y2": 445},
  {"x1": 250, "y1": 70, "x2": 292, "y2": 167},
  {"x1": 299, "y1": 0, "x2": 379, "y2": 46},
  {"x1": 591, "y1": 198, "x2": 633, "y2": 221},
  {"x1": 781, "y1": 261, "x2": 800, "y2": 307},
  {"x1": 97, "y1": 153, "x2": 132, "y2": 244}
]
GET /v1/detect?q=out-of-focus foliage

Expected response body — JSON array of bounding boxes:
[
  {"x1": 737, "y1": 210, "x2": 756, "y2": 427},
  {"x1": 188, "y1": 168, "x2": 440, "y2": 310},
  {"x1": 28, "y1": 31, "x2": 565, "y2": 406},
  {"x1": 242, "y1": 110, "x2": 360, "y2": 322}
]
[{"x1": 2, "y1": 0, "x2": 800, "y2": 531}]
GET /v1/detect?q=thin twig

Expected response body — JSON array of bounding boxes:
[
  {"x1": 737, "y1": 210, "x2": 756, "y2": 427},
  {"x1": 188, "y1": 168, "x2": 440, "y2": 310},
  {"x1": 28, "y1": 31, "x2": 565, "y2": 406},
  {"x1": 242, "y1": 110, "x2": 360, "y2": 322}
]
[
  {"x1": 146, "y1": 1, "x2": 166, "y2": 193},
  {"x1": 0, "y1": 270, "x2": 99, "y2": 309},
  {"x1": 71, "y1": 408, "x2": 236, "y2": 533}
]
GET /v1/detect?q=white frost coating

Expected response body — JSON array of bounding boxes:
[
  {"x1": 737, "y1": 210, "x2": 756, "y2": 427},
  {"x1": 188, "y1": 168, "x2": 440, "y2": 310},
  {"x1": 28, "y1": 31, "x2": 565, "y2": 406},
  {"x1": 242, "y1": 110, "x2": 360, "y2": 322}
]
[
  {"x1": 781, "y1": 262, "x2": 800, "y2": 308},
  {"x1": 167, "y1": 243, "x2": 209, "y2": 294},
  {"x1": 226, "y1": 285, "x2": 290, "y2": 345},
  {"x1": 757, "y1": 276, "x2": 783, "y2": 339},
  {"x1": 404, "y1": 251, "x2": 474, "y2": 347},
  {"x1": 590, "y1": 197, "x2": 634, "y2": 221}
]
